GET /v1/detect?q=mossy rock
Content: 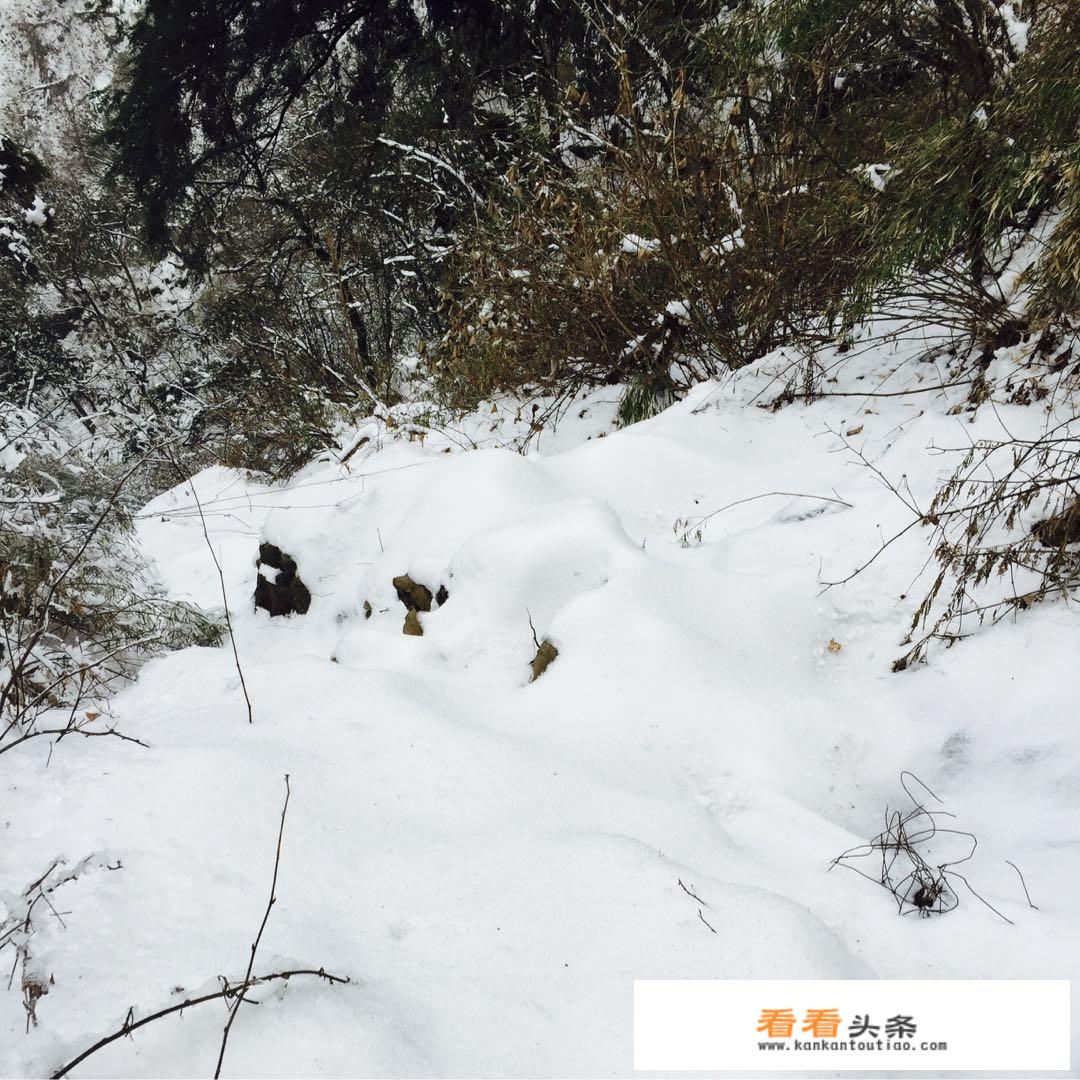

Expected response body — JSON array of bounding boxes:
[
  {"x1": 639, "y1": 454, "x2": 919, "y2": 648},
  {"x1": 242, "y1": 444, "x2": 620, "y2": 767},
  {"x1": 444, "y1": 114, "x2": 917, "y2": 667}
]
[
  {"x1": 403, "y1": 609, "x2": 424, "y2": 636},
  {"x1": 530, "y1": 639, "x2": 558, "y2": 681},
  {"x1": 393, "y1": 574, "x2": 433, "y2": 612}
]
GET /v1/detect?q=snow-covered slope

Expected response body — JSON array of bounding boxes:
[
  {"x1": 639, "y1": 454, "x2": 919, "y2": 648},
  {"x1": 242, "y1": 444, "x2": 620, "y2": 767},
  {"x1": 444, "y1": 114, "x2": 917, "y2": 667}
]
[
  {"x1": 0, "y1": 2, "x2": 116, "y2": 148},
  {"x1": 2, "y1": 338, "x2": 1078, "y2": 1077}
]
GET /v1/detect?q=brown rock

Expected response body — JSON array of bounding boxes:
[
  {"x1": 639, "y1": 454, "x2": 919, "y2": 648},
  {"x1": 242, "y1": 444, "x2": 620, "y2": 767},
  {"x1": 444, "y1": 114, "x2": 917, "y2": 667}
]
[
  {"x1": 530, "y1": 639, "x2": 558, "y2": 681},
  {"x1": 393, "y1": 575, "x2": 433, "y2": 612}
]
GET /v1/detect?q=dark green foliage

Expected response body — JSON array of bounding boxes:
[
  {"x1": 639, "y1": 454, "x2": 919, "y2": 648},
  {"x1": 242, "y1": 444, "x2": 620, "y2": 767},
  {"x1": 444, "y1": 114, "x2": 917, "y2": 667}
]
[
  {"x1": 0, "y1": 135, "x2": 47, "y2": 204},
  {"x1": 105, "y1": 0, "x2": 629, "y2": 248},
  {"x1": 102, "y1": 0, "x2": 670, "y2": 444}
]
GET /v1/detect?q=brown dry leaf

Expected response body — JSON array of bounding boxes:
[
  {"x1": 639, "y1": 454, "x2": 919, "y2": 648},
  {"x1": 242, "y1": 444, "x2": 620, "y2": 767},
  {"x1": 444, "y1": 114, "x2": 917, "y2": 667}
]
[
  {"x1": 827, "y1": 639, "x2": 842, "y2": 653},
  {"x1": 845, "y1": 424, "x2": 864, "y2": 436},
  {"x1": 85, "y1": 710, "x2": 100, "y2": 721}
]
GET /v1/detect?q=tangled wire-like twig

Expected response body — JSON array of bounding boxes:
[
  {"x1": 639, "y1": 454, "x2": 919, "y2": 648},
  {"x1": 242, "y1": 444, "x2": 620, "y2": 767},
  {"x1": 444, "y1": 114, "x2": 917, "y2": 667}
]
[{"x1": 831, "y1": 771, "x2": 1035, "y2": 925}]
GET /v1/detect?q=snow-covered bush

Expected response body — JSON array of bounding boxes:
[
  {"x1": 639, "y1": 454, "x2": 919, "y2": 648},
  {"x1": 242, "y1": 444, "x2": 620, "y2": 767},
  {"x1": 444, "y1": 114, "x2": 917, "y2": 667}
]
[
  {"x1": 430, "y1": 53, "x2": 761, "y2": 418},
  {"x1": 0, "y1": 416, "x2": 221, "y2": 745},
  {"x1": 431, "y1": 94, "x2": 743, "y2": 417}
]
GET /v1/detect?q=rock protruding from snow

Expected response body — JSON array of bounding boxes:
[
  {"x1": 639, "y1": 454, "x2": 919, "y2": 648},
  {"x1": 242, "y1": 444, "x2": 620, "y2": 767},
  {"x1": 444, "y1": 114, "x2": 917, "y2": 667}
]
[
  {"x1": 393, "y1": 574, "x2": 434, "y2": 612},
  {"x1": 393, "y1": 574, "x2": 451, "y2": 635},
  {"x1": 529, "y1": 639, "x2": 558, "y2": 681},
  {"x1": 254, "y1": 542, "x2": 311, "y2": 616}
]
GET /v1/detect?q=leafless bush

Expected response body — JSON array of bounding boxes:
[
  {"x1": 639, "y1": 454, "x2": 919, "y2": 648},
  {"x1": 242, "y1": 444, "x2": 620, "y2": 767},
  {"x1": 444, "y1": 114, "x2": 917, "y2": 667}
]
[
  {"x1": 430, "y1": 19, "x2": 861, "y2": 423},
  {"x1": 0, "y1": 855, "x2": 122, "y2": 1033},
  {"x1": 897, "y1": 412, "x2": 1080, "y2": 668}
]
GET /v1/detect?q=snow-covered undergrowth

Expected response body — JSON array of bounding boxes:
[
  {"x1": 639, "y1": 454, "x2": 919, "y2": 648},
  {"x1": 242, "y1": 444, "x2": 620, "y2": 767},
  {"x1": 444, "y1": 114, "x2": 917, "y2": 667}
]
[{"x1": 3, "y1": 332, "x2": 1079, "y2": 1077}]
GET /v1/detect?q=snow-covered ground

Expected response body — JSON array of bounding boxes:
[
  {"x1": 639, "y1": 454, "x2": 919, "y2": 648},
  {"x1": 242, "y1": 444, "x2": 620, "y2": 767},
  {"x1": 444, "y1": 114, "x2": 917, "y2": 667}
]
[{"x1": 2, "y1": 334, "x2": 1078, "y2": 1077}]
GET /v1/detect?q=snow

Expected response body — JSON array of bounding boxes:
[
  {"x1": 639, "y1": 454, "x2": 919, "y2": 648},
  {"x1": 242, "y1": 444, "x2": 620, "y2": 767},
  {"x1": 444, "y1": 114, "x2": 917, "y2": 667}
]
[
  {"x1": 3, "y1": 334, "x2": 1080, "y2": 1076},
  {"x1": 703, "y1": 231, "x2": 744, "y2": 259},
  {"x1": 620, "y1": 234, "x2": 660, "y2": 256},
  {"x1": 1001, "y1": 3, "x2": 1030, "y2": 55},
  {"x1": 23, "y1": 195, "x2": 48, "y2": 227},
  {"x1": 863, "y1": 163, "x2": 894, "y2": 192}
]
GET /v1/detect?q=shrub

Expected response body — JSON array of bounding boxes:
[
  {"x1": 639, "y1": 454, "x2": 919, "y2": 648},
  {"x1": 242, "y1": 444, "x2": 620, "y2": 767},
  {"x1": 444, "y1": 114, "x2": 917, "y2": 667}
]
[
  {"x1": 1, "y1": 427, "x2": 221, "y2": 739},
  {"x1": 897, "y1": 411, "x2": 1080, "y2": 668}
]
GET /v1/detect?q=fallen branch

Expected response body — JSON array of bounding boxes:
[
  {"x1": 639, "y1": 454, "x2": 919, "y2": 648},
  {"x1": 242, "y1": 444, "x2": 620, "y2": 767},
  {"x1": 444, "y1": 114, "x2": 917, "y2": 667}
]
[
  {"x1": 0, "y1": 716, "x2": 148, "y2": 760},
  {"x1": 50, "y1": 777, "x2": 349, "y2": 1079},
  {"x1": 796, "y1": 379, "x2": 975, "y2": 400},
  {"x1": 51, "y1": 968, "x2": 349, "y2": 1079}
]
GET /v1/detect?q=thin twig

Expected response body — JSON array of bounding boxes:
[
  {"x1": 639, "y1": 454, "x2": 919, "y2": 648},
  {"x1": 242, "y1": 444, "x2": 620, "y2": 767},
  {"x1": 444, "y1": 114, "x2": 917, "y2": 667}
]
[
  {"x1": 677, "y1": 879, "x2": 708, "y2": 906},
  {"x1": 679, "y1": 490, "x2": 853, "y2": 544},
  {"x1": 1005, "y1": 860, "x2": 1039, "y2": 910},
  {"x1": 170, "y1": 459, "x2": 253, "y2": 724},
  {"x1": 213, "y1": 775, "x2": 291, "y2": 1078},
  {"x1": 526, "y1": 609, "x2": 541, "y2": 650},
  {"x1": 50, "y1": 779, "x2": 347, "y2": 1079},
  {"x1": 0, "y1": 722, "x2": 148, "y2": 759},
  {"x1": 945, "y1": 871, "x2": 1014, "y2": 926},
  {"x1": 797, "y1": 379, "x2": 975, "y2": 400}
]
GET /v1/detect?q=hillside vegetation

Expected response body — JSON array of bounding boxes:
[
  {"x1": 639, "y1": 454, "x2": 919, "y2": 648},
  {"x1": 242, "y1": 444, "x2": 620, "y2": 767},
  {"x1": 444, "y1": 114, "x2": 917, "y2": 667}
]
[{"x1": 1, "y1": 1, "x2": 1079, "y2": 1075}]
